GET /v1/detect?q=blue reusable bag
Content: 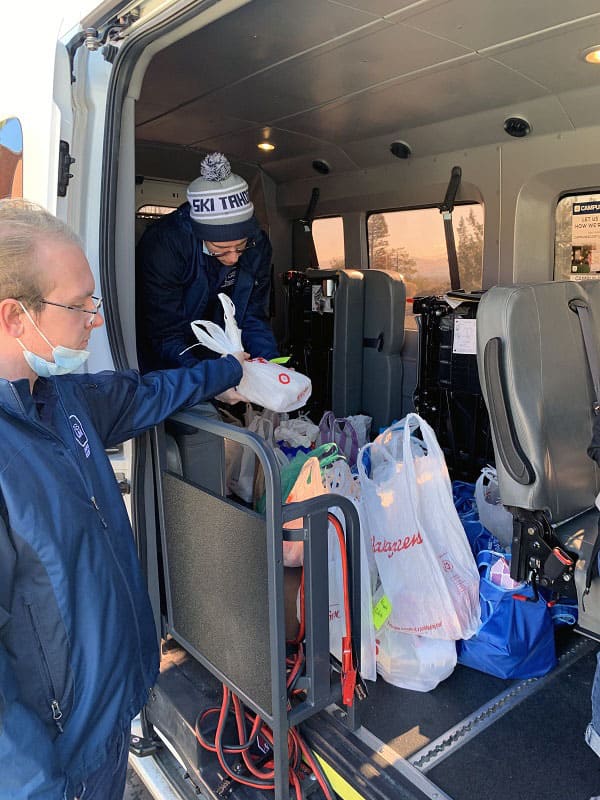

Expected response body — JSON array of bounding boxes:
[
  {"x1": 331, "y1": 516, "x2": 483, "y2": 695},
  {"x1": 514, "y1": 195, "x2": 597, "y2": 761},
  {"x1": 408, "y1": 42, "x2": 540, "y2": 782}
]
[{"x1": 457, "y1": 550, "x2": 557, "y2": 680}]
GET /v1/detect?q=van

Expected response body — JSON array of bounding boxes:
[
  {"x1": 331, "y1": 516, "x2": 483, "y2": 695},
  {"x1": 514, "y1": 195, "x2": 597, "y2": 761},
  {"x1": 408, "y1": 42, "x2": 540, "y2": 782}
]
[{"x1": 3, "y1": 2, "x2": 600, "y2": 798}]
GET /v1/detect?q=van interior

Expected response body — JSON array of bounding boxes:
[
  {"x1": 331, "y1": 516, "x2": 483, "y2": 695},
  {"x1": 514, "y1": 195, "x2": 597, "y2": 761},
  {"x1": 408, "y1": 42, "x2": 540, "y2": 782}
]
[{"x1": 78, "y1": 0, "x2": 600, "y2": 797}]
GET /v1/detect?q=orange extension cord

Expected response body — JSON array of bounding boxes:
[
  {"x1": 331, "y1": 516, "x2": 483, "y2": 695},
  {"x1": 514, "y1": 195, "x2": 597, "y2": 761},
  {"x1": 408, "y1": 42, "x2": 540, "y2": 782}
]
[{"x1": 194, "y1": 512, "x2": 356, "y2": 800}]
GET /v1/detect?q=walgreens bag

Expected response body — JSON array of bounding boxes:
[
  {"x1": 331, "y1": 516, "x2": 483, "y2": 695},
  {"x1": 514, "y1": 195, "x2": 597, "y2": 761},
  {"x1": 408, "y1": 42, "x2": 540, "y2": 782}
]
[
  {"x1": 358, "y1": 413, "x2": 480, "y2": 640},
  {"x1": 190, "y1": 294, "x2": 312, "y2": 413},
  {"x1": 457, "y1": 550, "x2": 556, "y2": 679},
  {"x1": 376, "y1": 620, "x2": 457, "y2": 691}
]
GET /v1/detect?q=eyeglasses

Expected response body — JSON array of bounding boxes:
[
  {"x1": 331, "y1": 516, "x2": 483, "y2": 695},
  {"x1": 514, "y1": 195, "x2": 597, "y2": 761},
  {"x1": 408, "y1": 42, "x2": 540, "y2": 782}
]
[
  {"x1": 205, "y1": 240, "x2": 256, "y2": 257},
  {"x1": 40, "y1": 295, "x2": 103, "y2": 318}
]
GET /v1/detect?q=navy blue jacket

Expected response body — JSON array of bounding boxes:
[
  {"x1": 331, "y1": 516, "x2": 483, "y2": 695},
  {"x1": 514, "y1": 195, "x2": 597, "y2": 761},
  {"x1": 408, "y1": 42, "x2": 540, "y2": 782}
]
[
  {"x1": 136, "y1": 204, "x2": 278, "y2": 372},
  {"x1": 0, "y1": 355, "x2": 242, "y2": 799}
]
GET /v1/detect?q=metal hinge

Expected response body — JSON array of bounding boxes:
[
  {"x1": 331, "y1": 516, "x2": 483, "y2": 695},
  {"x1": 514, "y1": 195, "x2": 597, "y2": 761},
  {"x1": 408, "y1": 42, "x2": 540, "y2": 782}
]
[
  {"x1": 83, "y1": 9, "x2": 140, "y2": 54},
  {"x1": 57, "y1": 141, "x2": 76, "y2": 198},
  {"x1": 129, "y1": 734, "x2": 161, "y2": 758}
]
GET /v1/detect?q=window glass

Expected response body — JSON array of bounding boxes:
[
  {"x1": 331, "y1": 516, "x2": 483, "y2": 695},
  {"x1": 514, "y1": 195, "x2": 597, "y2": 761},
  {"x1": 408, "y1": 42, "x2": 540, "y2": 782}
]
[
  {"x1": 135, "y1": 204, "x2": 177, "y2": 244},
  {"x1": 367, "y1": 204, "x2": 483, "y2": 327},
  {"x1": 0, "y1": 117, "x2": 23, "y2": 199},
  {"x1": 555, "y1": 193, "x2": 600, "y2": 281},
  {"x1": 312, "y1": 216, "x2": 345, "y2": 268},
  {"x1": 137, "y1": 204, "x2": 177, "y2": 219}
]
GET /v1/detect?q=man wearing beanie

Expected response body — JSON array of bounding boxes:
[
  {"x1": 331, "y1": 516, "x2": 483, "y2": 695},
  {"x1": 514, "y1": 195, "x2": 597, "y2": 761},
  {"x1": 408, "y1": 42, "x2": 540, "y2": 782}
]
[{"x1": 136, "y1": 152, "x2": 278, "y2": 374}]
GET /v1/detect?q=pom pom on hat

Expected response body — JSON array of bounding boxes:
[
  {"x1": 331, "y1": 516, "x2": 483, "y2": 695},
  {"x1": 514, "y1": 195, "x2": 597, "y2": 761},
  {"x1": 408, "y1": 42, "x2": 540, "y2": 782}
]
[
  {"x1": 187, "y1": 151, "x2": 258, "y2": 242},
  {"x1": 200, "y1": 152, "x2": 232, "y2": 182}
]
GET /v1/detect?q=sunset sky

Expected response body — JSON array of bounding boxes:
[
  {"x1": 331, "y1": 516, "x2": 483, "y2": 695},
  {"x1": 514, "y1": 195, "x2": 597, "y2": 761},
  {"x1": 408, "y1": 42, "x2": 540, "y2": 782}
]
[{"x1": 313, "y1": 204, "x2": 483, "y2": 270}]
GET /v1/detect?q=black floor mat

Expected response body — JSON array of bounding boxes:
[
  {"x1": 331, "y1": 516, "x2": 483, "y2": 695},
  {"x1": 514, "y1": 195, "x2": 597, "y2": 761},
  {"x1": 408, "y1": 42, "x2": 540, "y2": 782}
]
[
  {"x1": 426, "y1": 642, "x2": 600, "y2": 800},
  {"x1": 360, "y1": 662, "x2": 513, "y2": 758}
]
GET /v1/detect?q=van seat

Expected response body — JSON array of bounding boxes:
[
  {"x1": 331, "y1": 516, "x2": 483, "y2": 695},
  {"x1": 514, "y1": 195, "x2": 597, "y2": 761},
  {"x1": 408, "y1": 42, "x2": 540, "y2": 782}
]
[{"x1": 476, "y1": 281, "x2": 600, "y2": 635}]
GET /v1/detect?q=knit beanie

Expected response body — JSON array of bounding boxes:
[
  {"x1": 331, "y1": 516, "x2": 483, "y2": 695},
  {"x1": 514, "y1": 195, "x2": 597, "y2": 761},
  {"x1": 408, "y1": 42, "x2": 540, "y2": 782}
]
[{"x1": 187, "y1": 152, "x2": 259, "y2": 241}]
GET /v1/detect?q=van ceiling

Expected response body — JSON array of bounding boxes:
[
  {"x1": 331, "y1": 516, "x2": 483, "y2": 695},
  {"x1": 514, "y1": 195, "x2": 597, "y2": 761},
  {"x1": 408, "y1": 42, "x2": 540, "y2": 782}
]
[{"x1": 135, "y1": 0, "x2": 600, "y2": 183}]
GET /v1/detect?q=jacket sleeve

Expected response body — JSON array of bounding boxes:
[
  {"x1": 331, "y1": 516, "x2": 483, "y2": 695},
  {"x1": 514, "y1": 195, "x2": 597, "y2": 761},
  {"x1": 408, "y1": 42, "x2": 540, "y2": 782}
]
[
  {"x1": 240, "y1": 236, "x2": 279, "y2": 360},
  {"x1": 0, "y1": 522, "x2": 66, "y2": 799},
  {"x1": 82, "y1": 355, "x2": 243, "y2": 448},
  {"x1": 136, "y1": 222, "x2": 201, "y2": 369}
]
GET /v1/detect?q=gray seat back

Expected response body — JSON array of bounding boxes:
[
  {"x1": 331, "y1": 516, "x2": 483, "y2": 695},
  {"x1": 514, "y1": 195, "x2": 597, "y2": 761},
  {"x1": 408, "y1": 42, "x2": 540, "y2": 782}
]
[
  {"x1": 361, "y1": 269, "x2": 406, "y2": 433},
  {"x1": 476, "y1": 280, "x2": 600, "y2": 523},
  {"x1": 331, "y1": 269, "x2": 365, "y2": 416}
]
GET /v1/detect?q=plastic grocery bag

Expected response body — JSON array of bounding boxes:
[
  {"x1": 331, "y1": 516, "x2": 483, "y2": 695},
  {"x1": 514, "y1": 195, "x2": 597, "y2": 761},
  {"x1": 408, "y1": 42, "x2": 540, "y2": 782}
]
[
  {"x1": 275, "y1": 416, "x2": 319, "y2": 458},
  {"x1": 376, "y1": 620, "x2": 457, "y2": 691},
  {"x1": 228, "y1": 411, "x2": 285, "y2": 503},
  {"x1": 358, "y1": 413, "x2": 480, "y2": 640},
  {"x1": 283, "y1": 457, "x2": 323, "y2": 567},
  {"x1": 328, "y1": 502, "x2": 377, "y2": 683},
  {"x1": 475, "y1": 466, "x2": 514, "y2": 548},
  {"x1": 284, "y1": 458, "x2": 377, "y2": 680},
  {"x1": 318, "y1": 412, "x2": 371, "y2": 467},
  {"x1": 190, "y1": 294, "x2": 312, "y2": 413}
]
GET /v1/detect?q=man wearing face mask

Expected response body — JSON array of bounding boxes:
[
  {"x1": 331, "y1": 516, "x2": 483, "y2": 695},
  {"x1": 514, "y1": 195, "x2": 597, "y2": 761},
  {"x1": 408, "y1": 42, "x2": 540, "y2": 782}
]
[
  {"x1": 0, "y1": 199, "x2": 246, "y2": 799},
  {"x1": 135, "y1": 151, "x2": 278, "y2": 373}
]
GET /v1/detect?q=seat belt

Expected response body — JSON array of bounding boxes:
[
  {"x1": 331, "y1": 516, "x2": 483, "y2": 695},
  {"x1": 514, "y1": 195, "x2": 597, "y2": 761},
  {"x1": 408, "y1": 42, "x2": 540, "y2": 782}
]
[
  {"x1": 569, "y1": 298, "x2": 600, "y2": 598},
  {"x1": 570, "y1": 298, "x2": 600, "y2": 415},
  {"x1": 440, "y1": 166, "x2": 462, "y2": 291},
  {"x1": 291, "y1": 187, "x2": 320, "y2": 269}
]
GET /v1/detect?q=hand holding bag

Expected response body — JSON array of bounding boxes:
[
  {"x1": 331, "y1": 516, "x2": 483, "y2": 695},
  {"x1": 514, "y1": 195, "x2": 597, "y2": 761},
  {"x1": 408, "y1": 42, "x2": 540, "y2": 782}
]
[{"x1": 190, "y1": 294, "x2": 312, "y2": 413}]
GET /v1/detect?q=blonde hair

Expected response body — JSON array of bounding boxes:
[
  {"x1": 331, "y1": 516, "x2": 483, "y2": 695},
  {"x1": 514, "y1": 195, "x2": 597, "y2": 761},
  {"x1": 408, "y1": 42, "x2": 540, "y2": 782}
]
[{"x1": 0, "y1": 199, "x2": 81, "y2": 313}]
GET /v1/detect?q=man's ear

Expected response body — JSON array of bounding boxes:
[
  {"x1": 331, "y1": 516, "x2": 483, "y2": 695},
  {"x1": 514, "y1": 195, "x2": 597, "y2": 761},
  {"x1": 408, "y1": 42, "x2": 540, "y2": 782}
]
[{"x1": 0, "y1": 299, "x2": 26, "y2": 338}]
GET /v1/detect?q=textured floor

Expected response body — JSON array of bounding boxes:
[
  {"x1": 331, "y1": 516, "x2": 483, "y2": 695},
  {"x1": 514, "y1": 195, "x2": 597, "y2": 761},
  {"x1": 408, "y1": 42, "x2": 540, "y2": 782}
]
[{"x1": 124, "y1": 765, "x2": 154, "y2": 800}]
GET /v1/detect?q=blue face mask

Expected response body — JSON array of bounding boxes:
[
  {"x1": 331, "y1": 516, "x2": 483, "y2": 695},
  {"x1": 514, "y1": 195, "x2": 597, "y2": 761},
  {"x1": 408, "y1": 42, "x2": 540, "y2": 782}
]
[{"x1": 17, "y1": 304, "x2": 90, "y2": 377}]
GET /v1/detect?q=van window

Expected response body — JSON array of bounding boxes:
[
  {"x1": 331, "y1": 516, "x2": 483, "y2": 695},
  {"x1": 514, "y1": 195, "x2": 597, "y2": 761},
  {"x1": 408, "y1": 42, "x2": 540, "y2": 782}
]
[
  {"x1": 555, "y1": 193, "x2": 600, "y2": 281},
  {"x1": 312, "y1": 216, "x2": 345, "y2": 268},
  {"x1": 137, "y1": 204, "x2": 177, "y2": 220},
  {"x1": 0, "y1": 118, "x2": 23, "y2": 199},
  {"x1": 367, "y1": 204, "x2": 484, "y2": 326},
  {"x1": 135, "y1": 204, "x2": 176, "y2": 244}
]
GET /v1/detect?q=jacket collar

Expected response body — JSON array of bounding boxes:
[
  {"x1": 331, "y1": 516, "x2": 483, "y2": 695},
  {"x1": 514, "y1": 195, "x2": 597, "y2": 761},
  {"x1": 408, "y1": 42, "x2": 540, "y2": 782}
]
[{"x1": 0, "y1": 377, "x2": 53, "y2": 421}]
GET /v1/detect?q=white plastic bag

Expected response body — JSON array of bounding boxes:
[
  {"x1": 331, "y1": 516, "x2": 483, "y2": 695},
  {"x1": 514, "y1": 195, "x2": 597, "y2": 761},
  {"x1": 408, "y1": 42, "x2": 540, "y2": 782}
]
[
  {"x1": 475, "y1": 466, "x2": 514, "y2": 547},
  {"x1": 358, "y1": 413, "x2": 480, "y2": 640},
  {"x1": 375, "y1": 620, "x2": 457, "y2": 691},
  {"x1": 190, "y1": 294, "x2": 312, "y2": 413},
  {"x1": 228, "y1": 412, "x2": 275, "y2": 503},
  {"x1": 275, "y1": 417, "x2": 319, "y2": 449},
  {"x1": 285, "y1": 460, "x2": 377, "y2": 681},
  {"x1": 328, "y1": 500, "x2": 377, "y2": 683}
]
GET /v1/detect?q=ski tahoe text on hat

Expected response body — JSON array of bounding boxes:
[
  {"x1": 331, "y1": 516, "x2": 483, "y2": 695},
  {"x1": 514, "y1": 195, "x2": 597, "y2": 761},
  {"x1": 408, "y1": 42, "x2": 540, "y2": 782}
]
[{"x1": 187, "y1": 152, "x2": 259, "y2": 241}]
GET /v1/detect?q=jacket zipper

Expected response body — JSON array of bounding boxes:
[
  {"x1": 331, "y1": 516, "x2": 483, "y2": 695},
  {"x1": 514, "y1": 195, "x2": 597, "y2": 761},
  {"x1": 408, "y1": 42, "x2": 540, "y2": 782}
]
[
  {"x1": 91, "y1": 495, "x2": 108, "y2": 528},
  {"x1": 26, "y1": 603, "x2": 65, "y2": 733},
  {"x1": 11, "y1": 384, "x2": 150, "y2": 691}
]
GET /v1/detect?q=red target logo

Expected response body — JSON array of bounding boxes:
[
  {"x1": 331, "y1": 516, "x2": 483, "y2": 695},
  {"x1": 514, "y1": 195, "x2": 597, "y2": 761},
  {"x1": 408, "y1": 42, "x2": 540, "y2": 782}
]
[{"x1": 278, "y1": 373, "x2": 291, "y2": 384}]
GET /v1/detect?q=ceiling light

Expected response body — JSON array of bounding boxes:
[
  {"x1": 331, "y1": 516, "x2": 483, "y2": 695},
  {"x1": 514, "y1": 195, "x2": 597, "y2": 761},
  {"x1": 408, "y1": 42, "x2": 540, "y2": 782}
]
[
  {"x1": 583, "y1": 46, "x2": 600, "y2": 64},
  {"x1": 258, "y1": 142, "x2": 275, "y2": 151}
]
